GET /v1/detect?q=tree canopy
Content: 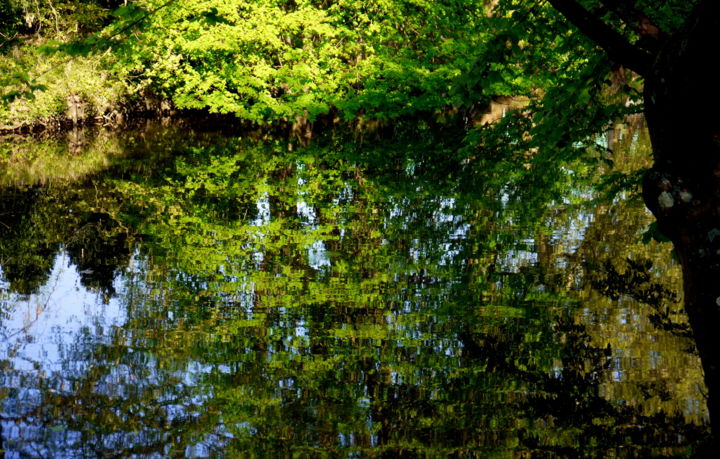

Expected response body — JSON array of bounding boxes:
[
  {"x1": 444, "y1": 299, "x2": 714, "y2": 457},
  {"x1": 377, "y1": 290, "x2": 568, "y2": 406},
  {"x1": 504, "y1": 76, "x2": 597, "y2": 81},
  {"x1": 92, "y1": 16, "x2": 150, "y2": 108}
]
[
  {"x1": 0, "y1": 1, "x2": 699, "y2": 174},
  {"x1": 5, "y1": 0, "x2": 720, "y2": 448}
]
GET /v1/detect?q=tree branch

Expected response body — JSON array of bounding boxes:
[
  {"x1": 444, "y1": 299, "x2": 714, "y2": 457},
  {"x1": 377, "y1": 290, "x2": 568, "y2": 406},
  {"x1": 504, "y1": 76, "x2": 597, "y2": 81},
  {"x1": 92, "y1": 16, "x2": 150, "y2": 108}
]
[{"x1": 547, "y1": 0, "x2": 653, "y2": 76}]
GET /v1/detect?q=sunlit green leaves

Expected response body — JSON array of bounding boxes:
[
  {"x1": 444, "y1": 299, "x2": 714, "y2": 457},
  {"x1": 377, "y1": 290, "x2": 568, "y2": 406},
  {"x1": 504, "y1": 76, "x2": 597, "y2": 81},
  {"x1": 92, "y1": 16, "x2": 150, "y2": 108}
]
[{"x1": 87, "y1": 0, "x2": 493, "y2": 122}]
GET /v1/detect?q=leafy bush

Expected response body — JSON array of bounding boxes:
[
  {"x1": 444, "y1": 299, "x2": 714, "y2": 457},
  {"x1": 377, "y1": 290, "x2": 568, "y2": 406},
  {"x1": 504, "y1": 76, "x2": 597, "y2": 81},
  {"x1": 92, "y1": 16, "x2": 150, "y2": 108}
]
[
  {"x1": 109, "y1": 0, "x2": 492, "y2": 123},
  {"x1": 0, "y1": 43, "x2": 128, "y2": 128}
]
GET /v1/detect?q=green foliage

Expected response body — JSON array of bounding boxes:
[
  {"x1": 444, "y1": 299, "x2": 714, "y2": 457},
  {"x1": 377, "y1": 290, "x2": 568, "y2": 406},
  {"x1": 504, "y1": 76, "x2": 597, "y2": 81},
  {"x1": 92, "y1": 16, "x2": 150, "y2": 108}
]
[
  {"x1": 5, "y1": 0, "x2": 112, "y2": 38},
  {"x1": 0, "y1": 0, "x2": 500, "y2": 126},
  {"x1": 2, "y1": 0, "x2": 697, "y2": 147},
  {"x1": 0, "y1": 122, "x2": 705, "y2": 456},
  {"x1": 98, "y1": 0, "x2": 492, "y2": 122},
  {"x1": 0, "y1": 0, "x2": 704, "y2": 213},
  {"x1": 636, "y1": 0, "x2": 698, "y2": 34},
  {"x1": 0, "y1": 41, "x2": 128, "y2": 127},
  {"x1": 0, "y1": 0, "x2": 21, "y2": 43},
  {"x1": 0, "y1": 1, "x2": 128, "y2": 126},
  {"x1": 0, "y1": 127, "x2": 126, "y2": 185}
]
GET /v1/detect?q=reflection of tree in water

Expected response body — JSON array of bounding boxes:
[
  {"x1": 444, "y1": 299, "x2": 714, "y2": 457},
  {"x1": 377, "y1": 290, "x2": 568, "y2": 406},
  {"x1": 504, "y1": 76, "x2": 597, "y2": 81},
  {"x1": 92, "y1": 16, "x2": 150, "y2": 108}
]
[
  {"x1": 0, "y1": 122, "x2": 711, "y2": 456},
  {"x1": 2, "y1": 342, "x2": 213, "y2": 457},
  {"x1": 0, "y1": 121, "x2": 210, "y2": 296},
  {"x1": 528, "y1": 319, "x2": 704, "y2": 455},
  {"x1": 110, "y1": 130, "x2": 705, "y2": 454},
  {"x1": 591, "y1": 257, "x2": 691, "y2": 338},
  {"x1": 459, "y1": 315, "x2": 705, "y2": 456},
  {"x1": 0, "y1": 184, "x2": 131, "y2": 296},
  {"x1": 65, "y1": 211, "x2": 129, "y2": 297},
  {"x1": 1, "y1": 249, "x2": 56, "y2": 296},
  {"x1": 0, "y1": 187, "x2": 59, "y2": 294}
]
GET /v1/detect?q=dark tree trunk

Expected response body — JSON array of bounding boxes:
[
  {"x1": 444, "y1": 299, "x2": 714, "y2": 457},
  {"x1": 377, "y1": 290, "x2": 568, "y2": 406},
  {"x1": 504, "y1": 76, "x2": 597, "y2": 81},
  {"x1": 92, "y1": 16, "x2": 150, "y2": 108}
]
[
  {"x1": 548, "y1": 0, "x2": 720, "y2": 449},
  {"x1": 641, "y1": 0, "x2": 720, "y2": 444}
]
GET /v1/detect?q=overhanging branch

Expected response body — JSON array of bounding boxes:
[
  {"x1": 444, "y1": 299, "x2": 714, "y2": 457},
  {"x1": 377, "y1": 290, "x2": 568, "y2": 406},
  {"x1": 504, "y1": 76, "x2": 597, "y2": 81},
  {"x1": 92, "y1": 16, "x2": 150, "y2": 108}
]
[{"x1": 547, "y1": 0, "x2": 653, "y2": 76}]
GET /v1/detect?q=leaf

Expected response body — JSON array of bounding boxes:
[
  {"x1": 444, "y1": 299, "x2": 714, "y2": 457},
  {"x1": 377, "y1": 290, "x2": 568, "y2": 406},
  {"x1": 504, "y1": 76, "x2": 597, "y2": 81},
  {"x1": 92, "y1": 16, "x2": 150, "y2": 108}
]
[{"x1": 111, "y1": 4, "x2": 143, "y2": 19}]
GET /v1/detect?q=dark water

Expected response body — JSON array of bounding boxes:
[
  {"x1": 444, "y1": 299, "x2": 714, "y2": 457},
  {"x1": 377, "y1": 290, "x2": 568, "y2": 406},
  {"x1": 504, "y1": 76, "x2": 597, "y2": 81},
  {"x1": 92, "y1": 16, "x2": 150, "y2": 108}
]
[{"x1": 0, "y1": 121, "x2": 709, "y2": 457}]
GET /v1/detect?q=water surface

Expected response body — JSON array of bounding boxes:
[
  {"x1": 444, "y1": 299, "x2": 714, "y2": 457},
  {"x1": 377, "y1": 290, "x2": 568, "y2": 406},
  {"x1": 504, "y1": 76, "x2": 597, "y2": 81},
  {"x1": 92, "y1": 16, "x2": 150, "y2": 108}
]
[{"x1": 0, "y1": 121, "x2": 708, "y2": 457}]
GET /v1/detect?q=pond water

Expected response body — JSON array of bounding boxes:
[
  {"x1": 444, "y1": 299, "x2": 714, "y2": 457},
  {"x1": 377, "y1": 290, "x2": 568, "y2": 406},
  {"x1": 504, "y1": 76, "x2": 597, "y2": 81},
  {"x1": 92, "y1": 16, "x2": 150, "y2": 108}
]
[{"x1": 0, "y1": 120, "x2": 709, "y2": 457}]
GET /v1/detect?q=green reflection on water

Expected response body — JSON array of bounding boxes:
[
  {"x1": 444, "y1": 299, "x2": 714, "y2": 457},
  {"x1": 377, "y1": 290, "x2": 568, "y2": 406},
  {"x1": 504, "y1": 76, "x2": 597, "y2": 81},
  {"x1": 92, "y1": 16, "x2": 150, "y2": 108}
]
[{"x1": 0, "y1": 120, "x2": 708, "y2": 457}]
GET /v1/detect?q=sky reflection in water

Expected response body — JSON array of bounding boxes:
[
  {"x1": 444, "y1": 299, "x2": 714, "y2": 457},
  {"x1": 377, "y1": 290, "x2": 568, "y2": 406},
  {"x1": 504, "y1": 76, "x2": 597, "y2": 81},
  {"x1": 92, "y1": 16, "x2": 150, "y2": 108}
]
[{"x1": 0, "y1": 121, "x2": 709, "y2": 457}]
